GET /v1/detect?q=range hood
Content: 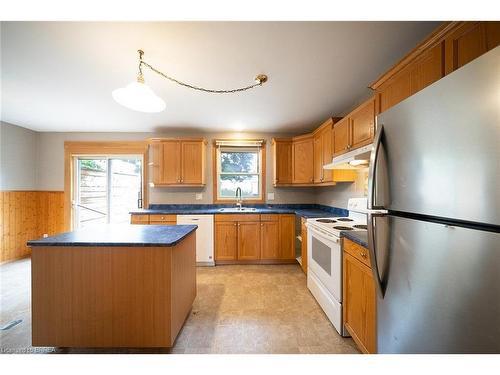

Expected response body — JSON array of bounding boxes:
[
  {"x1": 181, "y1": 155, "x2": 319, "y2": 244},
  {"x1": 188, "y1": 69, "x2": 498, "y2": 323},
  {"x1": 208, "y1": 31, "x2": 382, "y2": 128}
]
[{"x1": 323, "y1": 144, "x2": 372, "y2": 170}]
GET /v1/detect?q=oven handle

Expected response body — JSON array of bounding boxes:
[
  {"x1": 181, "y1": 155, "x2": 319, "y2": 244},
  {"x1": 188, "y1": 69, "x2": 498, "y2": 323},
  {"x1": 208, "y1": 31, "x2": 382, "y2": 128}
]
[{"x1": 308, "y1": 225, "x2": 340, "y2": 244}]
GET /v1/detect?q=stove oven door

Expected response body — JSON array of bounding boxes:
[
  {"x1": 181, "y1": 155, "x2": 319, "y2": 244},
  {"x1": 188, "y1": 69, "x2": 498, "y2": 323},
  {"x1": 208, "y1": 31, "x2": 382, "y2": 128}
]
[{"x1": 307, "y1": 225, "x2": 342, "y2": 302}]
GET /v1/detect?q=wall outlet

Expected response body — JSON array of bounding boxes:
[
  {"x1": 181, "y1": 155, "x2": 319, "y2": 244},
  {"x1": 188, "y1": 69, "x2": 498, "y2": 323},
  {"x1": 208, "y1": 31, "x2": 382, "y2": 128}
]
[
  {"x1": 43, "y1": 233, "x2": 48, "y2": 238},
  {"x1": 195, "y1": 193, "x2": 203, "y2": 200},
  {"x1": 267, "y1": 192, "x2": 275, "y2": 201}
]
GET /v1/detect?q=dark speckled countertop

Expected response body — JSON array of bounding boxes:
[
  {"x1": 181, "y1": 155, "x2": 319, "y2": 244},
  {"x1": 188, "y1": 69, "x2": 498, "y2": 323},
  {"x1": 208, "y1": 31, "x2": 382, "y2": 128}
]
[
  {"x1": 341, "y1": 231, "x2": 368, "y2": 248},
  {"x1": 130, "y1": 204, "x2": 349, "y2": 219},
  {"x1": 27, "y1": 224, "x2": 197, "y2": 247}
]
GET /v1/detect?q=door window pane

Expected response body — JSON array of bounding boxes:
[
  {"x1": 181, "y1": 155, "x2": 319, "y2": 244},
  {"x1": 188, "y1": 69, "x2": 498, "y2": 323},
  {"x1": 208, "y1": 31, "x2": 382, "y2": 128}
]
[
  {"x1": 77, "y1": 159, "x2": 108, "y2": 228},
  {"x1": 75, "y1": 156, "x2": 142, "y2": 228},
  {"x1": 109, "y1": 158, "x2": 142, "y2": 224}
]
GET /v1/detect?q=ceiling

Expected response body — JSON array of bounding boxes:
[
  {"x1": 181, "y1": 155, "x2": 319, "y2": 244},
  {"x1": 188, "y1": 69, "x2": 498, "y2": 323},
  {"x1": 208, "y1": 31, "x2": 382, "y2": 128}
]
[{"x1": 1, "y1": 21, "x2": 440, "y2": 133}]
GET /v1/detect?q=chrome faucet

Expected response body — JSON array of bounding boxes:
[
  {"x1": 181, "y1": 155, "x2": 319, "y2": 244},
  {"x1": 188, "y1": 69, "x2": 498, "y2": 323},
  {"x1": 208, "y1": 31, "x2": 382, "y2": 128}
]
[{"x1": 235, "y1": 187, "x2": 242, "y2": 210}]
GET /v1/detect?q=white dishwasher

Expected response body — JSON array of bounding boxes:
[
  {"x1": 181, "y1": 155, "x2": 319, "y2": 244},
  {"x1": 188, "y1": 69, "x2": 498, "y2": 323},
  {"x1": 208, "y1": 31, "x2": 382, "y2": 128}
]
[{"x1": 176, "y1": 215, "x2": 214, "y2": 266}]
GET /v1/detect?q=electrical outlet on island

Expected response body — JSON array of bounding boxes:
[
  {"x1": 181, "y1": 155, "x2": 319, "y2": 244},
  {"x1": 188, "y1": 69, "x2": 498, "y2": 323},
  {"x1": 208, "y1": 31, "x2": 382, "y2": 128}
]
[{"x1": 195, "y1": 193, "x2": 203, "y2": 200}]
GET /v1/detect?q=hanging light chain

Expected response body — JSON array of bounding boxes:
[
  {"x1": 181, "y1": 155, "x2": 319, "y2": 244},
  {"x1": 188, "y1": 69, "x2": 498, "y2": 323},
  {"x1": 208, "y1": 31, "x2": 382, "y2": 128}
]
[{"x1": 136, "y1": 50, "x2": 267, "y2": 94}]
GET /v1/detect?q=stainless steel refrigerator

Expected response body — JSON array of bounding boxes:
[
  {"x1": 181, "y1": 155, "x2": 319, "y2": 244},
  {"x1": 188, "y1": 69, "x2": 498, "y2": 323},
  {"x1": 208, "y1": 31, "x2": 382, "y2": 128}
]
[{"x1": 367, "y1": 46, "x2": 500, "y2": 353}]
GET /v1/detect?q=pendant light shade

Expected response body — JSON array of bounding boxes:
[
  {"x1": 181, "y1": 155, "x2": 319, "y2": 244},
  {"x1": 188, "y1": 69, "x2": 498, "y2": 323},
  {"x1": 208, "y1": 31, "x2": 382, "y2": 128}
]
[{"x1": 112, "y1": 81, "x2": 166, "y2": 113}]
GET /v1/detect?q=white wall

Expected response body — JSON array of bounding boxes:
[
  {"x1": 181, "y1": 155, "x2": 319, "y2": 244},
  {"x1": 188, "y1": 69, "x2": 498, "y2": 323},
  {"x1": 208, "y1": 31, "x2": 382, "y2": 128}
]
[
  {"x1": 0, "y1": 121, "x2": 38, "y2": 190},
  {"x1": 315, "y1": 168, "x2": 368, "y2": 208},
  {"x1": 36, "y1": 130, "x2": 317, "y2": 204}
]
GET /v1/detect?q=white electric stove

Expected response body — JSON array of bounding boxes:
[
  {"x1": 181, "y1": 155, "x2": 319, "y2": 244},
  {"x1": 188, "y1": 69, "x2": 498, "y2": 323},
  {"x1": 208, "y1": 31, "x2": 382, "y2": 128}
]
[{"x1": 306, "y1": 198, "x2": 368, "y2": 335}]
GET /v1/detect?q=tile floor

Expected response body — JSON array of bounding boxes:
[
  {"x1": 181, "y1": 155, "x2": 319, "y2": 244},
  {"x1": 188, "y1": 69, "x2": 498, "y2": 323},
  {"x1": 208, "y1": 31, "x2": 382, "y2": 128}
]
[{"x1": 0, "y1": 258, "x2": 359, "y2": 354}]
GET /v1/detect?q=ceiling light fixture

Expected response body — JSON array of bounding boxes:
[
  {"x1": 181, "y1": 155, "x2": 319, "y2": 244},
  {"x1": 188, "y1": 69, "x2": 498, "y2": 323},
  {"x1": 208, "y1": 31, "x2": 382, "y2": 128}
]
[{"x1": 112, "y1": 50, "x2": 268, "y2": 113}]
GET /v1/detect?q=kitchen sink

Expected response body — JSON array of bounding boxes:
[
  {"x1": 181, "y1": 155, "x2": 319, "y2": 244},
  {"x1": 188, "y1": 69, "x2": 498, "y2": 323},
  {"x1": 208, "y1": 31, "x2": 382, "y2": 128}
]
[{"x1": 218, "y1": 207, "x2": 257, "y2": 212}]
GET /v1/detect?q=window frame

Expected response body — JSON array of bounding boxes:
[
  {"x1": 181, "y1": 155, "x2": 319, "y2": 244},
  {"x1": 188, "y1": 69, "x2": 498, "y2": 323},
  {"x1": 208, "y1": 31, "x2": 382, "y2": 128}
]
[{"x1": 212, "y1": 140, "x2": 266, "y2": 204}]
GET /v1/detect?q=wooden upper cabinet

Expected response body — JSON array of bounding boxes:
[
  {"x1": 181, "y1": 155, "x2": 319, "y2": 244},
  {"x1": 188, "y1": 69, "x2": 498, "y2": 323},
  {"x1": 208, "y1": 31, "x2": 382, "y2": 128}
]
[
  {"x1": 292, "y1": 135, "x2": 314, "y2": 184},
  {"x1": 272, "y1": 139, "x2": 293, "y2": 186},
  {"x1": 181, "y1": 141, "x2": 205, "y2": 184},
  {"x1": 162, "y1": 140, "x2": 181, "y2": 184},
  {"x1": 150, "y1": 139, "x2": 206, "y2": 186},
  {"x1": 372, "y1": 22, "x2": 500, "y2": 114},
  {"x1": 350, "y1": 97, "x2": 376, "y2": 150},
  {"x1": 332, "y1": 117, "x2": 350, "y2": 156},
  {"x1": 376, "y1": 43, "x2": 444, "y2": 113},
  {"x1": 444, "y1": 21, "x2": 500, "y2": 74},
  {"x1": 214, "y1": 221, "x2": 238, "y2": 261},
  {"x1": 313, "y1": 119, "x2": 334, "y2": 184},
  {"x1": 313, "y1": 132, "x2": 323, "y2": 183},
  {"x1": 237, "y1": 221, "x2": 261, "y2": 260},
  {"x1": 321, "y1": 124, "x2": 333, "y2": 183},
  {"x1": 409, "y1": 43, "x2": 444, "y2": 95}
]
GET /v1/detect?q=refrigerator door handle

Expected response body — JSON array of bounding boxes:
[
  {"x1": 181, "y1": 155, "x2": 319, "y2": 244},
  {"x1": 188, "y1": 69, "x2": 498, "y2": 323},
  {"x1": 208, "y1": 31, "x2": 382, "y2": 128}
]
[
  {"x1": 368, "y1": 123, "x2": 384, "y2": 210},
  {"x1": 368, "y1": 212, "x2": 387, "y2": 298}
]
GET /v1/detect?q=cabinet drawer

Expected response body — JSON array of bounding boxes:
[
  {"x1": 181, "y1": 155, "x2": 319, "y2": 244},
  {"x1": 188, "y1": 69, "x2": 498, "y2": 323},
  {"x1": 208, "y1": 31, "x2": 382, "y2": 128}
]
[
  {"x1": 260, "y1": 214, "x2": 279, "y2": 222},
  {"x1": 214, "y1": 214, "x2": 260, "y2": 222},
  {"x1": 343, "y1": 238, "x2": 371, "y2": 268},
  {"x1": 149, "y1": 214, "x2": 177, "y2": 223},
  {"x1": 131, "y1": 214, "x2": 150, "y2": 224}
]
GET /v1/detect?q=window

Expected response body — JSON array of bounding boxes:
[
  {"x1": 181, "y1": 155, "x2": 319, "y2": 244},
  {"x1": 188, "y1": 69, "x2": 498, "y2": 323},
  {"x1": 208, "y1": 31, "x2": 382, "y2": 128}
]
[{"x1": 214, "y1": 140, "x2": 265, "y2": 202}]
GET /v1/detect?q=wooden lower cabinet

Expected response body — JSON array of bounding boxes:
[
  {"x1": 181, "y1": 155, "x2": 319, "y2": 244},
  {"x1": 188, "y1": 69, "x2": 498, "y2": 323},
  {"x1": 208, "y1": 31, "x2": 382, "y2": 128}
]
[
  {"x1": 260, "y1": 220, "x2": 280, "y2": 260},
  {"x1": 278, "y1": 214, "x2": 295, "y2": 260},
  {"x1": 215, "y1": 214, "x2": 295, "y2": 264},
  {"x1": 130, "y1": 214, "x2": 150, "y2": 224},
  {"x1": 237, "y1": 222, "x2": 261, "y2": 260},
  {"x1": 130, "y1": 214, "x2": 176, "y2": 225},
  {"x1": 214, "y1": 221, "x2": 238, "y2": 261},
  {"x1": 342, "y1": 238, "x2": 376, "y2": 354},
  {"x1": 300, "y1": 217, "x2": 307, "y2": 274}
]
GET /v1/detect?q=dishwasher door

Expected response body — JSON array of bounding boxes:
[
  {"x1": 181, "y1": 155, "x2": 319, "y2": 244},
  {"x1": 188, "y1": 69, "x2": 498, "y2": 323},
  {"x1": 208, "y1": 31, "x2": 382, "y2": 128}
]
[{"x1": 177, "y1": 215, "x2": 214, "y2": 266}]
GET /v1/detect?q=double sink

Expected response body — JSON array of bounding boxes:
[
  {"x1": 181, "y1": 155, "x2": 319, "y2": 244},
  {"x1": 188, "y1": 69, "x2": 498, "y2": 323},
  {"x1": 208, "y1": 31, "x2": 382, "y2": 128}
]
[{"x1": 217, "y1": 207, "x2": 257, "y2": 213}]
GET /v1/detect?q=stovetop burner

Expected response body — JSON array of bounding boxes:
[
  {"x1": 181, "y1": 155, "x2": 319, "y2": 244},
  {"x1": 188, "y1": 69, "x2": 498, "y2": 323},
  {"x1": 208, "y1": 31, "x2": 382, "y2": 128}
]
[
  {"x1": 353, "y1": 224, "x2": 367, "y2": 230},
  {"x1": 334, "y1": 226, "x2": 353, "y2": 230},
  {"x1": 316, "y1": 219, "x2": 337, "y2": 223},
  {"x1": 336, "y1": 218, "x2": 354, "y2": 222}
]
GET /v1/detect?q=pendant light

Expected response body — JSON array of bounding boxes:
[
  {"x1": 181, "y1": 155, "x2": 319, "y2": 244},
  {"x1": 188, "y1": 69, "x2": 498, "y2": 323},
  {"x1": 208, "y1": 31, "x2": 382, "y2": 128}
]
[
  {"x1": 112, "y1": 51, "x2": 166, "y2": 113},
  {"x1": 112, "y1": 50, "x2": 268, "y2": 113}
]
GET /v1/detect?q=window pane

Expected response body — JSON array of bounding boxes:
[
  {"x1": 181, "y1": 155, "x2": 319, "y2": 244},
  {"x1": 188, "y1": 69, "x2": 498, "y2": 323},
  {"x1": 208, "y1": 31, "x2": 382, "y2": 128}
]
[
  {"x1": 109, "y1": 158, "x2": 142, "y2": 225},
  {"x1": 220, "y1": 151, "x2": 258, "y2": 173},
  {"x1": 77, "y1": 159, "x2": 107, "y2": 228},
  {"x1": 219, "y1": 174, "x2": 260, "y2": 198}
]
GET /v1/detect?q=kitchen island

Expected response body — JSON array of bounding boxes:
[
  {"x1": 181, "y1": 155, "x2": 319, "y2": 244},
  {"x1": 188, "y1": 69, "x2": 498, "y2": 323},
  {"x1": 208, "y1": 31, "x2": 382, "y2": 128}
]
[{"x1": 27, "y1": 224, "x2": 197, "y2": 348}]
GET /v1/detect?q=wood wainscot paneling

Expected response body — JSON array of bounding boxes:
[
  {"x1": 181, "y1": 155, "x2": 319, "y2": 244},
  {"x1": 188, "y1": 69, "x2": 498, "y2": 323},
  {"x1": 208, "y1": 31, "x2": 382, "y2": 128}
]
[{"x1": 0, "y1": 191, "x2": 64, "y2": 263}]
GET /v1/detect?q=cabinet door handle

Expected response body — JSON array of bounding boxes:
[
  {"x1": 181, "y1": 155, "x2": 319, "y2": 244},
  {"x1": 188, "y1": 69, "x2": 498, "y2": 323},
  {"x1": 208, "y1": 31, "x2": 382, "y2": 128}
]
[
  {"x1": 360, "y1": 252, "x2": 367, "y2": 258},
  {"x1": 234, "y1": 223, "x2": 237, "y2": 226}
]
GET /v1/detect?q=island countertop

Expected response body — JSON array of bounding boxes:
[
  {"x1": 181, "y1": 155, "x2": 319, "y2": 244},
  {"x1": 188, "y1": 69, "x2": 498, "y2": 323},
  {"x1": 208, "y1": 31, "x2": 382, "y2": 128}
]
[{"x1": 27, "y1": 224, "x2": 197, "y2": 247}]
